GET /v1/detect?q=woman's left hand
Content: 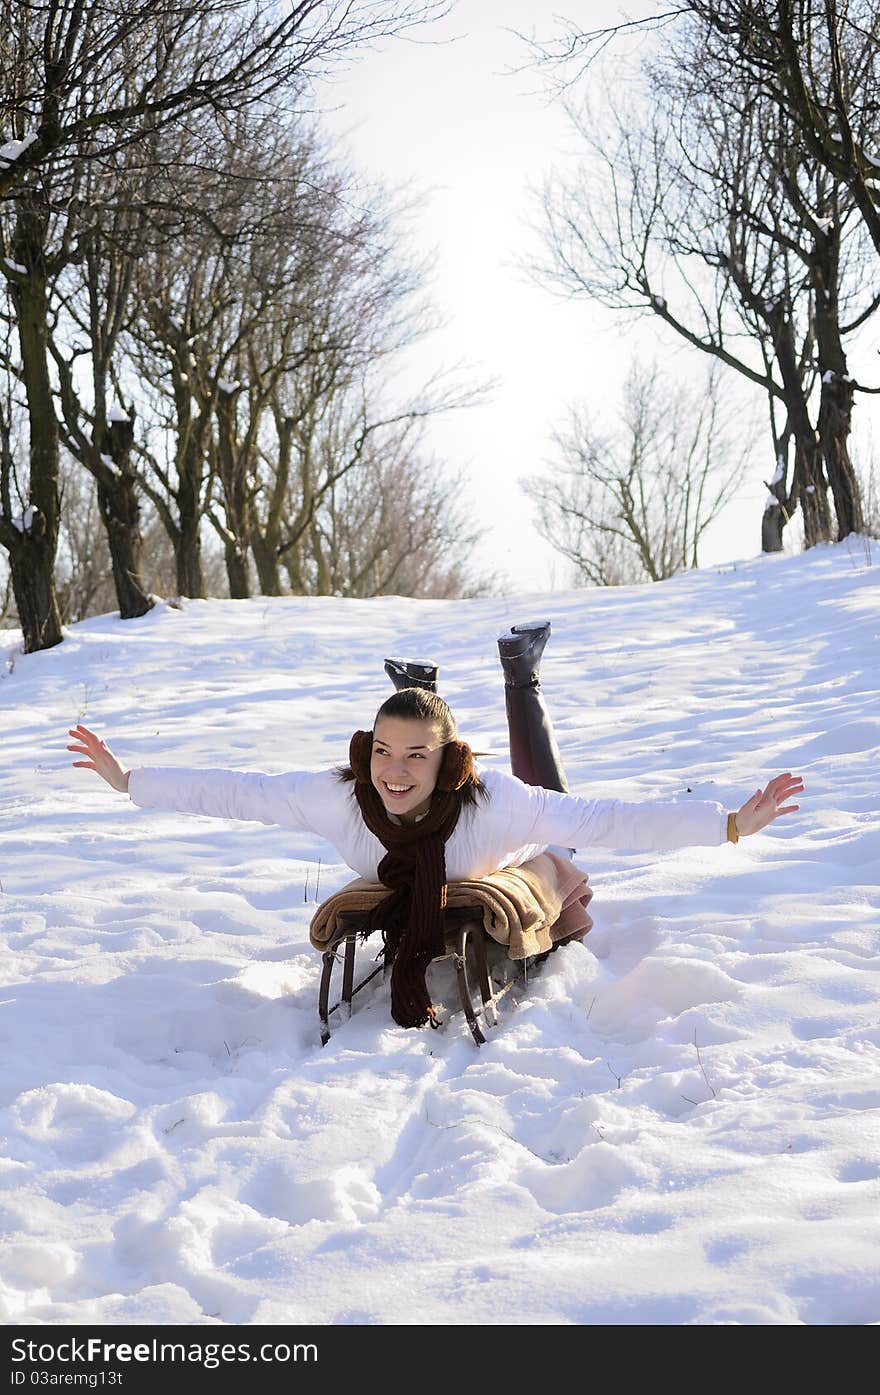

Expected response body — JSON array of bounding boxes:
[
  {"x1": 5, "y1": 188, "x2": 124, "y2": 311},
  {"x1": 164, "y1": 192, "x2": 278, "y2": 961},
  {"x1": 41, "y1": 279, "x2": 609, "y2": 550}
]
[{"x1": 735, "y1": 772, "x2": 804, "y2": 837}]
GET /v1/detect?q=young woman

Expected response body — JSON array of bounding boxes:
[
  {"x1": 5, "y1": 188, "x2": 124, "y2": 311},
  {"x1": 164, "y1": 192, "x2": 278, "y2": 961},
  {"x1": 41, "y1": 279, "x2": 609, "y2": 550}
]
[{"x1": 68, "y1": 622, "x2": 804, "y2": 1029}]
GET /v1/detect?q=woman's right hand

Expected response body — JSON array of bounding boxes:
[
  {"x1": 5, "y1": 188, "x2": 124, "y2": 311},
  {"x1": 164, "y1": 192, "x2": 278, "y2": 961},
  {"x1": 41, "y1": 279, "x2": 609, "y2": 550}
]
[{"x1": 67, "y1": 724, "x2": 130, "y2": 793}]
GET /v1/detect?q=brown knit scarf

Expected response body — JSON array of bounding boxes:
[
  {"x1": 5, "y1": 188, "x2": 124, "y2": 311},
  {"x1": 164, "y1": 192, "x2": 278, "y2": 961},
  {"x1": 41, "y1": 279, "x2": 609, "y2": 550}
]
[{"x1": 348, "y1": 729, "x2": 475, "y2": 1029}]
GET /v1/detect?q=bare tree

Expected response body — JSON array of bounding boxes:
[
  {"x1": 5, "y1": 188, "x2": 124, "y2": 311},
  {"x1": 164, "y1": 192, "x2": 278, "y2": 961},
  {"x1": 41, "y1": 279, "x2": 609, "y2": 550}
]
[
  {"x1": 521, "y1": 361, "x2": 749, "y2": 586},
  {"x1": 0, "y1": 342, "x2": 23, "y2": 628},
  {"x1": 683, "y1": 1, "x2": 880, "y2": 261},
  {"x1": 647, "y1": 35, "x2": 872, "y2": 543},
  {"x1": 535, "y1": 29, "x2": 877, "y2": 551},
  {"x1": 0, "y1": 3, "x2": 451, "y2": 201},
  {"x1": 292, "y1": 415, "x2": 493, "y2": 598},
  {"x1": 121, "y1": 103, "x2": 461, "y2": 603},
  {"x1": 207, "y1": 129, "x2": 432, "y2": 599},
  {"x1": 48, "y1": 157, "x2": 156, "y2": 620},
  {"x1": 0, "y1": 0, "x2": 450, "y2": 651},
  {"x1": 525, "y1": 0, "x2": 880, "y2": 260},
  {"x1": 538, "y1": 99, "x2": 824, "y2": 549}
]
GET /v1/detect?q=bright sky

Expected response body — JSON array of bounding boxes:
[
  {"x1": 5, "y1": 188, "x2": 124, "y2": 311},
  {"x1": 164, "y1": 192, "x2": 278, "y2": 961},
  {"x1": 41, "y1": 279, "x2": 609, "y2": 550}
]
[
  {"x1": 316, "y1": 0, "x2": 878, "y2": 594},
  {"x1": 4, "y1": 539, "x2": 877, "y2": 1324}
]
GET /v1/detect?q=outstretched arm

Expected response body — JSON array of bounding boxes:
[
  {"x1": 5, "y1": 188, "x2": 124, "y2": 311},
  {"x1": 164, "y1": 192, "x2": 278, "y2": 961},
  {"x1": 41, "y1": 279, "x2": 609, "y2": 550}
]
[
  {"x1": 731, "y1": 772, "x2": 804, "y2": 839},
  {"x1": 67, "y1": 722, "x2": 347, "y2": 837},
  {"x1": 68, "y1": 724, "x2": 129, "y2": 792},
  {"x1": 490, "y1": 766, "x2": 805, "y2": 853}
]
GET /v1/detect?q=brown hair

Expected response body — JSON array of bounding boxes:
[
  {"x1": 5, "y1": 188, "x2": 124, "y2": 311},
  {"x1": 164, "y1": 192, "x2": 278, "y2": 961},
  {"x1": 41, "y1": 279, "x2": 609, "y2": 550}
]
[{"x1": 336, "y1": 687, "x2": 487, "y2": 807}]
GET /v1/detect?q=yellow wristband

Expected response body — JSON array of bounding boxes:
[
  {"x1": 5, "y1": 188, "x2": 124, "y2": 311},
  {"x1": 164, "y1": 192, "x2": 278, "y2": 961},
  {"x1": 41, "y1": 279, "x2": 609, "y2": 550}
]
[{"x1": 727, "y1": 811, "x2": 739, "y2": 844}]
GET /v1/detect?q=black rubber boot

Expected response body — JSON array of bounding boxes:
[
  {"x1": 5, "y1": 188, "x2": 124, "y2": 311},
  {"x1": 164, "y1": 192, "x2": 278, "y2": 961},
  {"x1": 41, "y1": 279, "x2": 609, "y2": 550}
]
[
  {"x1": 384, "y1": 658, "x2": 439, "y2": 693},
  {"x1": 497, "y1": 620, "x2": 569, "y2": 793}
]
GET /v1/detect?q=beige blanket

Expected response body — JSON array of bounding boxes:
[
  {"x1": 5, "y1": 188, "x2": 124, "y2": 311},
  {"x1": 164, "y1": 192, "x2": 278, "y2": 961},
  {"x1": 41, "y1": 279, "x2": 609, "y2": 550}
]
[{"x1": 309, "y1": 851, "x2": 593, "y2": 961}]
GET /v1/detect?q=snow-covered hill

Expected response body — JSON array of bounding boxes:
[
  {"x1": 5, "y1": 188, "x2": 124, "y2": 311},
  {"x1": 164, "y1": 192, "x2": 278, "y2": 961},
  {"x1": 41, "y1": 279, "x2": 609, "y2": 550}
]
[{"x1": 2, "y1": 538, "x2": 878, "y2": 1325}]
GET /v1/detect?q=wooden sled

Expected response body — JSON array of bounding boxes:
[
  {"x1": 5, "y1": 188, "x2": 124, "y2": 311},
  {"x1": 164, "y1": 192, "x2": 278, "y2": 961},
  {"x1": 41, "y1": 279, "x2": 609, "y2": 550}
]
[{"x1": 317, "y1": 905, "x2": 548, "y2": 1047}]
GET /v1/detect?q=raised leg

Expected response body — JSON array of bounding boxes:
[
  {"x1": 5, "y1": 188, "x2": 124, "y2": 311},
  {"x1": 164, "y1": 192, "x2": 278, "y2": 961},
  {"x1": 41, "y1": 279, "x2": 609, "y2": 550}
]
[
  {"x1": 384, "y1": 625, "x2": 569, "y2": 795},
  {"x1": 497, "y1": 620, "x2": 569, "y2": 793},
  {"x1": 384, "y1": 658, "x2": 439, "y2": 693}
]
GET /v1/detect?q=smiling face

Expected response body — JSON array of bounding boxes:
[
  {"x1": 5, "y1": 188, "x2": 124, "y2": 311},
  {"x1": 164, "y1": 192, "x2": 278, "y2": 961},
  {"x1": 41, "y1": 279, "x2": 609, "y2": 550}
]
[{"x1": 370, "y1": 715, "x2": 446, "y2": 824}]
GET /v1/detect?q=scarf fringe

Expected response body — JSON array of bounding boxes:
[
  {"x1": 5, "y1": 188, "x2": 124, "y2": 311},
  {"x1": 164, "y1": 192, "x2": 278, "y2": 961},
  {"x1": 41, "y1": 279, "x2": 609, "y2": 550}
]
[{"x1": 354, "y1": 778, "x2": 463, "y2": 1029}]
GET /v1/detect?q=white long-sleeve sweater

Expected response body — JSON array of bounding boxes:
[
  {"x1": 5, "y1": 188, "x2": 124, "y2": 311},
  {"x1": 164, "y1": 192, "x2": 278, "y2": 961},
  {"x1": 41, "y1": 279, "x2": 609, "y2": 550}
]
[{"x1": 128, "y1": 765, "x2": 728, "y2": 881}]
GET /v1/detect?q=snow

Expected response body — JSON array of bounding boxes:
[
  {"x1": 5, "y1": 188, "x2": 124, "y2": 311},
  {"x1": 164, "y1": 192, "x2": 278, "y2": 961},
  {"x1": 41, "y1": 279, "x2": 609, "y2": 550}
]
[
  {"x1": 100, "y1": 454, "x2": 122, "y2": 476},
  {"x1": 217, "y1": 378, "x2": 241, "y2": 394},
  {"x1": 0, "y1": 133, "x2": 36, "y2": 165},
  {"x1": 1, "y1": 540, "x2": 879, "y2": 1327},
  {"x1": 10, "y1": 504, "x2": 35, "y2": 534},
  {"x1": 823, "y1": 370, "x2": 835, "y2": 383},
  {"x1": 1, "y1": 257, "x2": 26, "y2": 276},
  {"x1": 771, "y1": 455, "x2": 785, "y2": 487},
  {"x1": 108, "y1": 406, "x2": 131, "y2": 424}
]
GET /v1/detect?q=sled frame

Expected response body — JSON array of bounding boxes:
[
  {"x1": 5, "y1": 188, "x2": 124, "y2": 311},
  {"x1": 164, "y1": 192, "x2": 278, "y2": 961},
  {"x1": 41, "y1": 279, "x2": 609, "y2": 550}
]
[{"x1": 317, "y1": 905, "x2": 540, "y2": 1047}]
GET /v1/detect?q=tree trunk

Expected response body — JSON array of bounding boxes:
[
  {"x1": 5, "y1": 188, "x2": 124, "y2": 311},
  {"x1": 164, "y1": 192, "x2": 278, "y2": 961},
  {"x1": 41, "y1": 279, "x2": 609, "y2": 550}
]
[
  {"x1": 175, "y1": 518, "x2": 204, "y2": 598},
  {"x1": 761, "y1": 502, "x2": 785, "y2": 553},
  {"x1": 794, "y1": 431, "x2": 833, "y2": 547},
  {"x1": 97, "y1": 478, "x2": 153, "y2": 619},
  {"x1": 818, "y1": 373, "x2": 862, "y2": 539},
  {"x1": 811, "y1": 230, "x2": 864, "y2": 542},
  {"x1": 6, "y1": 513, "x2": 63, "y2": 652},
  {"x1": 251, "y1": 403, "x2": 293, "y2": 596},
  {"x1": 8, "y1": 205, "x2": 64, "y2": 650},
  {"x1": 215, "y1": 388, "x2": 252, "y2": 599},
  {"x1": 223, "y1": 538, "x2": 250, "y2": 598},
  {"x1": 761, "y1": 431, "x2": 791, "y2": 554},
  {"x1": 175, "y1": 450, "x2": 205, "y2": 598},
  {"x1": 96, "y1": 418, "x2": 154, "y2": 619},
  {"x1": 770, "y1": 310, "x2": 833, "y2": 548},
  {"x1": 251, "y1": 533, "x2": 282, "y2": 595}
]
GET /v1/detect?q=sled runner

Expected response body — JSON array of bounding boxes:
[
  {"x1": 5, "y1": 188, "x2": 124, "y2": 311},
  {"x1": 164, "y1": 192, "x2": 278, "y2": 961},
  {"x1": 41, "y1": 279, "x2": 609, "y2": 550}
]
[
  {"x1": 310, "y1": 853, "x2": 594, "y2": 1046},
  {"x1": 316, "y1": 906, "x2": 540, "y2": 1046}
]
